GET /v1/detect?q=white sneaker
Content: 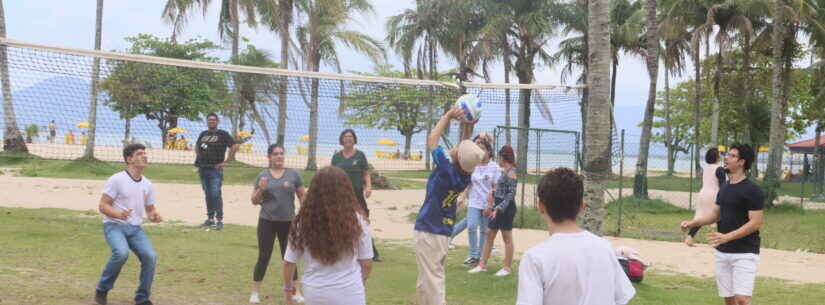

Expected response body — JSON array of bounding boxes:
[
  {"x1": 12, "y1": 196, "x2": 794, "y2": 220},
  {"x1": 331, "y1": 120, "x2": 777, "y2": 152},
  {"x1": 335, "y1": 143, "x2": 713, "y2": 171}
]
[
  {"x1": 249, "y1": 292, "x2": 260, "y2": 304},
  {"x1": 495, "y1": 268, "x2": 511, "y2": 277},
  {"x1": 448, "y1": 242, "x2": 456, "y2": 249},
  {"x1": 468, "y1": 265, "x2": 487, "y2": 273},
  {"x1": 293, "y1": 291, "x2": 305, "y2": 303}
]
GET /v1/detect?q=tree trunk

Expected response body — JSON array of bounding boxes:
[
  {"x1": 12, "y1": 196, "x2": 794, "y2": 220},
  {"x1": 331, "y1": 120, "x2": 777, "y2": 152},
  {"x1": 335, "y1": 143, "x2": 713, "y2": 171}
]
[
  {"x1": 711, "y1": 47, "x2": 721, "y2": 147},
  {"x1": 814, "y1": 123, "x2": 824, "y2": 199},
  {"x1": 504, "y1": 39, "x2": 513, "y2": 146},
  {"x1": 764, "y1": 0, "x2": 785, "y2": 208},
  {"x1": 741, "y1": 34, "x2": 752, "y2": 145},
  {"x1": 0, "y1": 0, "x2": 26, "y2": 153},
  {"x1": 123, "y1": 117, "x2": 131, "y2": 145},
  {"x1": 633, "y1": 0, "x2": 659, "y2": 199},
  {"x1": 250, "y1": 102, "x2": 272, "y2": 145},
  {"x1": 306, "y1": 46, "x2": 320, "y2": 171},
  {"x1": 404, "y1": 133, "x2": 412, "y2": 159},
  {"x1": 664, "y1": 50, "x2": 673, "y2": 176},
  {"x1": 515, "y1": 65, "x2": 533, "y2": 179},
  {"x1": 425, "y1": 39, "x2": 436, "y2": 170},
  {"x1": 581, "y1": 0, "x2": 610, "y2": 235},
  {"x1": 276, "y1": 0, "x2": 292, "y2": 147},
  {"x1": 82, "y1": 0, "x2": 104, "y2": 160}
]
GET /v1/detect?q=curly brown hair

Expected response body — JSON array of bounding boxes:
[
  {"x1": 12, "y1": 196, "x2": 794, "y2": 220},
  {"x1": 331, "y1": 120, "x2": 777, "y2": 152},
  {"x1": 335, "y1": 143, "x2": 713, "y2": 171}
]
[{"x1": 289, "y1": 166, "x2": 364, "y2": 265}]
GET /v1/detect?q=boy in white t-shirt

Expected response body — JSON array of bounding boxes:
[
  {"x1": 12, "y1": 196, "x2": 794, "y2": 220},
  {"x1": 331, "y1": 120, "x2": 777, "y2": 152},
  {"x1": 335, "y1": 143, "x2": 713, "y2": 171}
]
[
  {"x1": 94, "y1": 144, "x2": 163, "y2": 305},
  {"x1": 517, "y1": 168, "x2": 635, "y2": 305}
]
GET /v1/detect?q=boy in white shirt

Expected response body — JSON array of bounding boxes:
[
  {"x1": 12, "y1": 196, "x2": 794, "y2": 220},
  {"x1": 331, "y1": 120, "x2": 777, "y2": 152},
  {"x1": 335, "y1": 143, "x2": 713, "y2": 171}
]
[
  {"x1": 517, "y1": 167, "x2": 635, "y2": 305},
  {"x1": 94, "y1": 144, "x2": 163, "y2": 305}
]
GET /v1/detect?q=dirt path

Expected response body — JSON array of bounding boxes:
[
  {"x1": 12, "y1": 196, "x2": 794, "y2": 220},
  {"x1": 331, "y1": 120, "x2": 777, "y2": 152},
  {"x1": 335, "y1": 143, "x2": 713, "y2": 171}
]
[{"x1": 1, "y1": 174, "x2": 823, "y2": 284}]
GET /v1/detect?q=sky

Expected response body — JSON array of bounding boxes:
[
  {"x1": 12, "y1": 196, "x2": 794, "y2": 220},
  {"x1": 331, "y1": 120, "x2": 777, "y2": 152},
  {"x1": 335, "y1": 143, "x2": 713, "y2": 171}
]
[{"x1": 4, "y1": 0, "x2": 816, "y2": 139}]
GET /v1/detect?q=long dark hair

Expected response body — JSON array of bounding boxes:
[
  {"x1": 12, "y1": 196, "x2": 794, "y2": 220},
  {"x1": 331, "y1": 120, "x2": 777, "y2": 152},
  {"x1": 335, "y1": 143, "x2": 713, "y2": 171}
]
[{"x1": 289, "y1": 166, "x2": 364, "y2": 264}]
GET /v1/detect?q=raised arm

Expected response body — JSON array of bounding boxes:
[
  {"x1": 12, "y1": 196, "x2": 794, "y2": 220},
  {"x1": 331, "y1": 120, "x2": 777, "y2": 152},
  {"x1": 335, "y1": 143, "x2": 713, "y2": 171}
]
[{"x1": 427, "y1": 108, "x2": 461, "y2": 150}]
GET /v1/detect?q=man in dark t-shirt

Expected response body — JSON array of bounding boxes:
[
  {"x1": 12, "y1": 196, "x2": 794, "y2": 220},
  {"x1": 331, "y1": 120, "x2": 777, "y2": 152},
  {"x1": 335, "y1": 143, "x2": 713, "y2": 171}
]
[
  {"x1": 194, "y1": 113, "x2": 238, "y2": 230},
  {"x1": 681, "y1": 143, "x2": 764, "y2": 305}
]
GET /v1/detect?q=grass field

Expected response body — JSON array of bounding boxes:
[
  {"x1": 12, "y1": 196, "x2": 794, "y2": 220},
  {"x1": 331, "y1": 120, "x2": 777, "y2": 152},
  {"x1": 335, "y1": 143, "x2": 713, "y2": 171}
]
[
  {"x1": 435, "y1": 198, "x2": 825, "y2": 253},
  {"x1": 0, "y1": 152, "x2": 426, "y2": 189},
  {"x1": 1, "y1": 207, "x2": 823, "y2": 305},
  {"x1": 3, "y1": 152, "x2": 822, "y2": 197}
]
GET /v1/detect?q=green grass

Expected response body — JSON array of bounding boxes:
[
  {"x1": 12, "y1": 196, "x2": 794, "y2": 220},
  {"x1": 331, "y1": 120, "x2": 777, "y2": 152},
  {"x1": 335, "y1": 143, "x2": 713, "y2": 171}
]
[
  {"x1": 605, "y1": 174, "x2": 822, "y2": 199},
  {"x1": 1, "y1": 207, "x2": 823, "y2": 305},
  {"x1": 493, "y1": 198, "x2": 825, "y2": 253},
  {"x1": 0, "y1": 152, "x2": 423, "y2": 189}
]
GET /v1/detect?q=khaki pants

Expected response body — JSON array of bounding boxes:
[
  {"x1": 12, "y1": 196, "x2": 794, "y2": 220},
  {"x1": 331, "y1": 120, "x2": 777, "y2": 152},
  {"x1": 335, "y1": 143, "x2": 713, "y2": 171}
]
[{"x1": 415, "y1": 230, "x2": 449, "y2": 305}]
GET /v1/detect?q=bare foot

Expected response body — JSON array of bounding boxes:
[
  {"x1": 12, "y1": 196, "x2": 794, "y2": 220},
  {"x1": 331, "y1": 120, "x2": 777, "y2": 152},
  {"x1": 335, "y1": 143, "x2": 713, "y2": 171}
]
[{"x1": 684, "y1": 235, "x2": 695, "y2": 247}]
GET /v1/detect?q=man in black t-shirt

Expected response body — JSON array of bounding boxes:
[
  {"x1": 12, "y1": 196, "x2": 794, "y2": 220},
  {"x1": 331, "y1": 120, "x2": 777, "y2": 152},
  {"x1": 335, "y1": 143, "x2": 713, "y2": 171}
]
[
  {"x1": 195, "y1": 113, "x2": 238, "y2": 230},
  {"x1": 681, "y1": 143, "x2": 764, "y2": 305}
]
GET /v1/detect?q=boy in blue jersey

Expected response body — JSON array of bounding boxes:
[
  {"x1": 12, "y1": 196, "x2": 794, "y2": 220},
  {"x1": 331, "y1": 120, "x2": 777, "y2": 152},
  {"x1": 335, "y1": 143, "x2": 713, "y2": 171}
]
[{"x1": 415, "y1": 107, "x2": 486, "y2": 305}]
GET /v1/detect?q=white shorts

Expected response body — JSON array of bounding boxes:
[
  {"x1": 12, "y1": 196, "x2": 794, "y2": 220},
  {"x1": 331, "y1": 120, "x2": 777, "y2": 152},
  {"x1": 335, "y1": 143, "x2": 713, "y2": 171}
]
[{"x1": 714, "y1": 250, "x2": 760, "y2": 297}]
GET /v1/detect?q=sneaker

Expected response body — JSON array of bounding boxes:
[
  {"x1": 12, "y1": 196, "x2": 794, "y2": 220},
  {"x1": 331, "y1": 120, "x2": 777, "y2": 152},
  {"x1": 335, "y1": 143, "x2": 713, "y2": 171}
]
[
  {"x1": 448, "y1": 242, "x2": 456, "y2": 250},
  {"x1": 495, "y1": 267, "x2": 511, "y2": 277},
  {"x1": 94, "y1": 290, "x2": 107, "y2": 305},
  {"x1": 215, "y1": 221, "x2": 224, "y2": 231},
  {"x1": 249, "y1": 292, "x2": 260, "y2": 304},
  {"x1": 372, "y1": 256, "x2": 383, "y2": 262},
  {"x1": 135, "y1": 300, "x2": 154, "y2": 305},
  {"x1": 293, "y1": 291, "x2": 305, "y2": 303},
  {"x1": 200, "y1": 219, "x2": 215, "y2": 227},
  {"x1": 462, "y1": 257, "x2": 476, "y2": 266},
  {"x1": 468, "y1": 265, "x2": 487, "y2": 273}
]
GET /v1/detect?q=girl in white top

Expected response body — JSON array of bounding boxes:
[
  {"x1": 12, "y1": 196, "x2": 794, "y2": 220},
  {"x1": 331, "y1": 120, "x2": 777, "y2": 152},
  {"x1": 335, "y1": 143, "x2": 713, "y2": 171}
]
[
  {"x1": 282, "y1": 166, "x2": 373, "y2": 305},
  {"x1": 450, "y1": 132, "x2": 500, "y2": 266},
  {"x1": 685, "y1": 147, "x2": 726, "y2": 246}
]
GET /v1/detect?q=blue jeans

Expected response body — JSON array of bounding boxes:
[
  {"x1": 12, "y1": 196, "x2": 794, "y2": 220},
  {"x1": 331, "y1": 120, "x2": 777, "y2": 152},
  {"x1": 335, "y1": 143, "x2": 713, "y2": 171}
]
[
  {"x1": 97, "y1": 222, "x2": 157, "y2": 303},
  {"x1": 198, "y1": 167, "x2": 224, "y2": 220},
  {"x1": 450, "y1": 207, "x2": 488, "y2": 259}
]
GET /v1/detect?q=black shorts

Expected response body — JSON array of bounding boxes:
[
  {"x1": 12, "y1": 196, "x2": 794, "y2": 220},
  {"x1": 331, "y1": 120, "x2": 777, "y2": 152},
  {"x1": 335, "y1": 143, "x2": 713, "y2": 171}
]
[{"x1": 489, "y1": 204, "x2": 516, "y2": 231}]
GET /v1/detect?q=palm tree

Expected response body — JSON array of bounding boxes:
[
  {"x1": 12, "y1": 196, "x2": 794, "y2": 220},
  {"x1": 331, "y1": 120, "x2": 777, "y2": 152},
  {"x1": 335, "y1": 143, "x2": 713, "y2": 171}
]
[
  {"x1": 763, "y1": 0, "x2": 825, "y2": 206},
  {"x1": 294, "y1": 0, "x2": 385, "y2": 171},
  {"x1": 234, "y1": 44, "x2": 279, "y2": 145},
  {"x1": 659, "y1": 18, "x2": 691, "y2": 176},
  {"x1": 581, "y1": 0, "x2": 612, "y2": 234},
  {"x1": 386, "y1": 0, "x2": 445, "y2": 169},
  {"x1": 83, "y1": 0, "x2": 104, "y2": 159},
  {"x1": 162, "y1": 0, "x2": 262, "y2": 141},
  {"x1": 0, "y1": 0, "x2": 26, "y2": 153},
  {"x1": 257, "y1": 0, "x2": 293, "y2": 146},
  {"x1": 483, "y1": 0, "x2": 558, "y2": 178},
  {"x1": 632, "y1": 0, "x2": 661, "y2": 199}
]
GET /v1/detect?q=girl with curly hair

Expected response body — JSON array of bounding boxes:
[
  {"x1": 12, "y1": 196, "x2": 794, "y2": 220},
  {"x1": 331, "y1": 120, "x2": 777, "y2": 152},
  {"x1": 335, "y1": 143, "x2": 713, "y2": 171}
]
[{"x1": 282, "y1": 166, "x2": 373, "y2": 305}]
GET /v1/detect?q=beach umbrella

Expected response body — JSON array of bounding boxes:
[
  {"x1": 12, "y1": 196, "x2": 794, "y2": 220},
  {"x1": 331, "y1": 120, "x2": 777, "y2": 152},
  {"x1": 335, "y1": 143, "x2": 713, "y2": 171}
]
[
  {"x1": 758, "y1": 146, "x2": 769, "y2": 153},
  {"x1": 237, "y1": 131, "x2": 253, "y2": 137},
  {"x1": 300, "y1": 135, "x2": 309, "y2": 142},
  {"x1": 168, "y1": 127, "x2": 187, "y2": 133},
  {"x1": 76, "y1": 122, "x2": 89, "y2": 128},
  {"x1": 377, "y1": 138, "x2": 399, "y2": 146},
  {"x1": 717, "y1": 145, "x2": 727, "y2": 152}
]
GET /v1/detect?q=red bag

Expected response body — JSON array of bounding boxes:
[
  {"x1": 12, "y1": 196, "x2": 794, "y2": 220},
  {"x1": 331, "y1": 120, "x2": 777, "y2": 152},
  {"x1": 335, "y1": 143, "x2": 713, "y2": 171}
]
[{"x1": 618, "y1": 258, "x2": 644, "y2": 283}]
